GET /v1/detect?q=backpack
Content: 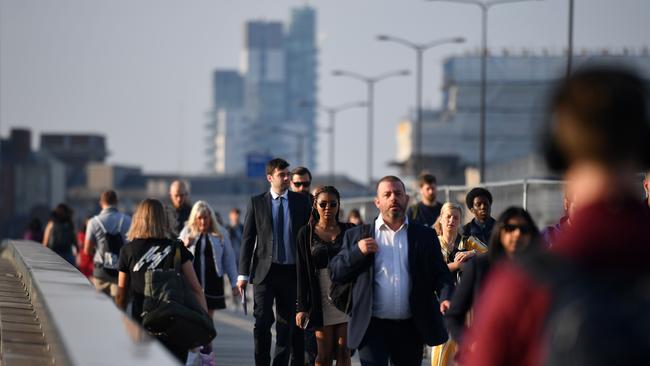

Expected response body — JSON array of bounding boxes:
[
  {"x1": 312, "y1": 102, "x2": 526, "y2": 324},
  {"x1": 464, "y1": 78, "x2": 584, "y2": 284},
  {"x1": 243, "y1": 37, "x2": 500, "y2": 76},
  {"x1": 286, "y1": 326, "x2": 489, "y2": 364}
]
[
  {"x1": 328, "y1": 224, "x2": 371, "y2": 315},
  {"x1": 93, "y1": 215, "x2": 125, "y2": 277},
  {"x1": 519, "y1": 250, "x2": 650, "y2": 365},
  {"x1": 141, "y1": 242, "x2": 217, "y2": 350},
  {"x1": 47, "y1": 221, "x2": 75, "y2": 254}
]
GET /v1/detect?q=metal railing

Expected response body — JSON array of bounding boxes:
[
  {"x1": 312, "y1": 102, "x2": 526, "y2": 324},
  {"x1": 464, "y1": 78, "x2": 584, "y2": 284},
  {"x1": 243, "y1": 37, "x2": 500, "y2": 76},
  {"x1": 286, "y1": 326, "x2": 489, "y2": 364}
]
[{"x1": 340, "y1": 179, "x2": 565, "y2": 228}]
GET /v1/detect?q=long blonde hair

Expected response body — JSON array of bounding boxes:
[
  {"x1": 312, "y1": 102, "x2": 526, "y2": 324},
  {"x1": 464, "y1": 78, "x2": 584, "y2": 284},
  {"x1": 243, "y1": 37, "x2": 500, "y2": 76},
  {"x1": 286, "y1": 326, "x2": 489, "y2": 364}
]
[
  {"x1": 433, "y1": 202, "x2": 463, "y2": 236},
  {"x1": 127, "y1": 199, "x2": 171, "y2": 241},
  {"x1": 185, "y1": 201, "x2": 223, "y2": 240}
]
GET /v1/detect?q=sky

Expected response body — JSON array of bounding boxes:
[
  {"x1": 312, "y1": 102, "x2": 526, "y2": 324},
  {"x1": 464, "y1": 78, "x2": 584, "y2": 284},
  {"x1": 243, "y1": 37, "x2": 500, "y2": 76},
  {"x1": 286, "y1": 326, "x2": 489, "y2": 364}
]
[{"x1": 1, "y1": 0, "x2": 649, "y2": 183}]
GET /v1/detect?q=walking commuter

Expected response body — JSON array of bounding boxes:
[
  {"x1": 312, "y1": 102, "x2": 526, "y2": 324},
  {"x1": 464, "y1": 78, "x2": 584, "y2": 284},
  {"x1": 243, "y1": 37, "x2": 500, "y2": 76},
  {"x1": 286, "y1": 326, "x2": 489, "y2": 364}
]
[
  {"x1": 540, "y1": 192, "x2": 575, "y2": 248},
  {"x1": 169, "y1": 180, "x2": 192, "y2": 235},
  {"x1": 84, "y1": 190, "x2": 131, "y2": 299},
  {"x1": 23, "y1": 217, "x2": 43, "y2": 242},
  {"x1": 445, "y1": 207, "x2": 539, "y2": 347},
  {"x1": 42, "y1": 203, "x2": 77, "y2": 265},
  {"x1": 116, "y1": 198, "x2": 208, "y2": 363},
  {"x1": 462, "y1": 67, "x2": 650, "y2": 365},
  {"x1": 180, "y1": 201, "x2": 240, "y2": 314},
  {"x1": 462, "y1": 187, "x2": 495, "y2": 247},
  {"x1": 296, "y1": 186, "x2": 354, "y2": 366},
  {"x1": 76, "y1": 216, "x2": 94, "y2": 278},
  {"x1": 330, "y1": 176, "x2": 454, "y2": 365},
  {"x1": 406, "y1": 173, "x2": 443, "y2": 227},
  {"x1": 433, "y1": 203, "x2": 477, "y2": 282},
  {"x1": 226, "y1": 208, "x2": 244, "y2": 260},
  {"x1": 237, "y1": 158, "x2": 311, "y2": 366},
  {"x1": 346, "y1": 209, "x2": 363, "y2": 226}
]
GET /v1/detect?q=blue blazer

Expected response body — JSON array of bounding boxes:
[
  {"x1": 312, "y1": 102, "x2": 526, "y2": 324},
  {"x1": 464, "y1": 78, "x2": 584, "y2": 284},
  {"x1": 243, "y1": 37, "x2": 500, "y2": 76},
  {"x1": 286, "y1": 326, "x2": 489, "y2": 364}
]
[{"x1": 329, "y1": 221, "x2": 454, "y2": 349}]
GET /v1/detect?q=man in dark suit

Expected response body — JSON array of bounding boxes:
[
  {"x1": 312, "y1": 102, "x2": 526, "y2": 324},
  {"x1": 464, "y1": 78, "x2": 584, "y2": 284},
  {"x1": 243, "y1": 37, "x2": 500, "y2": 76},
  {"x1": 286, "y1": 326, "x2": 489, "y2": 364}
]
[
  {"x1": 330, "y1": 175, "x2": 454, "y2": 365},
  {"x1": 237, "y1": 158, "x2": 311, "y2": 366}
]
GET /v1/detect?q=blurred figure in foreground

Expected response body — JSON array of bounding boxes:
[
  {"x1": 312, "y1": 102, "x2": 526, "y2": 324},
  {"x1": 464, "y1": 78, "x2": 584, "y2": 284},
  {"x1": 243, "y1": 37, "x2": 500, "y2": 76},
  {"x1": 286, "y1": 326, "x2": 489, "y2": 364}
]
[
  {"x1": 643, "y1": 170, "x2": 650, "y2": 213},
  {"x1": 23, "y1": 217, "x2": 43, "y2": 243},
  {"x1": 463, "y1": 67, "x2": 650, "y2": 365}
]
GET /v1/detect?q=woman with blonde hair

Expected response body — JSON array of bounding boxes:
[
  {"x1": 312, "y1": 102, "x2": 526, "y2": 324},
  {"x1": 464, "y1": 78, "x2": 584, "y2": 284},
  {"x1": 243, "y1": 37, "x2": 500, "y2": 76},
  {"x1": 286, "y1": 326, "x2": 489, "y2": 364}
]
[
  {"x1": 116, "y1": 198, "x2": 207, "y2": 363},
  {"x1": 433, "y1": 202, "x2": 477, "y2": 279},
  {"x1": 179, "y1": 200, "x2": 240, "y2": 315}
]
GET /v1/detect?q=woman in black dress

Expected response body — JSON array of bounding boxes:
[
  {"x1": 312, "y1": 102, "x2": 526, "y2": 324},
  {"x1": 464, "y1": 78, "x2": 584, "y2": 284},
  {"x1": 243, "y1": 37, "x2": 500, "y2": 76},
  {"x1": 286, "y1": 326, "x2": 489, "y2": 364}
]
[{"x1": 296, "y1": 186, "x2": 353, "y2": 366}]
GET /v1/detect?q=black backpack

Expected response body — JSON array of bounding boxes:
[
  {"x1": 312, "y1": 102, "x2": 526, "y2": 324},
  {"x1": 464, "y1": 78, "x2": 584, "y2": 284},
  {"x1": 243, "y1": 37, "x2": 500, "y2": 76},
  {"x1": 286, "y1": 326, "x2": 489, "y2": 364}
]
[
  {"x1": 93, "y1": 215, "x2": 125, "y2": 277},
  {"x1": 519, "y1": 250, "x2": 650, "y2": 365},
  {"x1": 141, "y1": 241, "x2": 217, "y2": 350}
]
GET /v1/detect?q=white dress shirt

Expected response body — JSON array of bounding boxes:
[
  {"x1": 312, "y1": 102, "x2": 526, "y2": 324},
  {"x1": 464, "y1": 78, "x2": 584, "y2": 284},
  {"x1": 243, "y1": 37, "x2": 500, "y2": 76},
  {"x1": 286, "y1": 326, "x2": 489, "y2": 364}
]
[
  {"x1": 270, "y1": 188, "x2": 294, "y2": 264},
  {"x1": 372, "y1": 215, "x2": 411, "y2": 319}
]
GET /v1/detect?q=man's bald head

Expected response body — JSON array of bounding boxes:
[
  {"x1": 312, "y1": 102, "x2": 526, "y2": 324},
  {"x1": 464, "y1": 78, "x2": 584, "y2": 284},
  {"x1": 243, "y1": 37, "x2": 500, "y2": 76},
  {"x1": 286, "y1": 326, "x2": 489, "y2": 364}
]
[{"x1": 169, "y1": 180, "x2": 189, "y2": 209}]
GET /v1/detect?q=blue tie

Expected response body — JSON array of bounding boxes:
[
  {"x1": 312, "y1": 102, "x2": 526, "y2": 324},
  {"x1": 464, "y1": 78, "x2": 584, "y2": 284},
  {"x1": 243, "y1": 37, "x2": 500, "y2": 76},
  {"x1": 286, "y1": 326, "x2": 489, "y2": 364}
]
[{"x1": 276, "y1": 197, "x2": 286, "y2": 264}]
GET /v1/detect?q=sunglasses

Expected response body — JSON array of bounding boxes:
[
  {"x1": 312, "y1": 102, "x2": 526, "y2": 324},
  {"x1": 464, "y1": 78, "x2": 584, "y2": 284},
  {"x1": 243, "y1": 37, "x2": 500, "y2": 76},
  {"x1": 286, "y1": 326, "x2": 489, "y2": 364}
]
[
  {"x1": 293, "y1": 181, "x2": 311, "y2": 188},
  {"x1": 317, "y1": 201, "x2": 338, "y2": 209},
  {"x1": 503, "y1": 223, "x2": 531, "y2": 234}
]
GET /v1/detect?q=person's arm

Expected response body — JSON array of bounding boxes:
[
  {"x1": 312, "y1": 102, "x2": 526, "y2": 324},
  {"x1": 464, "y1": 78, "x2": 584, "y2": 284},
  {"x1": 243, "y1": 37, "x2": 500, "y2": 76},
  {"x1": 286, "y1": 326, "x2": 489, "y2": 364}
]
[
  {"x1": 42, "y1": 221, "x2": 53, "y2": 247},
  {"x1": 83, "y1": 219, "x2": 96, "y2": 256},
  {"x1": 295, "y1": 226, "x2": 311, "y2": 313},
  {"x1": 445, "y1": 257, "x2": 479, "y2": 341},
  {"x1": 237, "y1": 198, "x2": 257, "y2": 291},
  {"x1": 220, "y1": 230, "x2": 240, "y2": 296},
  {"x1": 181, "y1": 260, "x2": 208, "y2": 313},
  {"x1": 329, "y1": 228, "x2": 374, "y2": 284},
  {"x1": 116, "y1": 271, "x2": 129, "y2": 310}
]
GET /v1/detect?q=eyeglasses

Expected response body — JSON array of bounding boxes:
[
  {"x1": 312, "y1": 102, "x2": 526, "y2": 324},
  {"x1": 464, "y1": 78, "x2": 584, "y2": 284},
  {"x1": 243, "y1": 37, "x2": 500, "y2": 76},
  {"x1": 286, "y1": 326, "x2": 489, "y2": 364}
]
[
  {"x1": 503, "y1": 223, "x2": 531, "y2": 234},
  {"x1": 318, "y1": 201, "x2": 338, "y2": 209},
  {"x1": 293, "y1": 181, "x2": 311, "y2": 188}
]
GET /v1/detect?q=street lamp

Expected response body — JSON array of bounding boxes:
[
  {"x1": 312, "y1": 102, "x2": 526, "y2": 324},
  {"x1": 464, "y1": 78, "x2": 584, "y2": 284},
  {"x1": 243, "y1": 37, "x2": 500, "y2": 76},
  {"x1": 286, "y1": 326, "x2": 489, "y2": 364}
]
[
  {"x1": 332, "y1": 69, "x2": 410, "y2": 186},
  {"x1": 320, "y1": 102, "x2": 367, "y2": 184},
  {"x1": 428, "y1": 0, "x2": 543, "y2": 182},
  {"x1": 376, "y1": 34, "x2": 465, "y2": 177}
]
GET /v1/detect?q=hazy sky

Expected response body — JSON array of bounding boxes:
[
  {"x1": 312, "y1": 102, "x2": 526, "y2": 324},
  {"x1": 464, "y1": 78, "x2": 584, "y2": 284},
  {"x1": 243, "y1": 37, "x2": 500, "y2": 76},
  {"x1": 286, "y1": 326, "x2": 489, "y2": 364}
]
[{"x1": 1, "y1": 0, "x2": 649, "y2": 183}]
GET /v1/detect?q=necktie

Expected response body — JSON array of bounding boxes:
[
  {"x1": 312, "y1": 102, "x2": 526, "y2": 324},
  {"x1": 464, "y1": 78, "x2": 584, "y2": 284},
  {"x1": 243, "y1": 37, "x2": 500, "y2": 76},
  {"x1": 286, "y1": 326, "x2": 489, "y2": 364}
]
[{"x1": 277, "y1": 197, "x2": 286, "y2": 263}]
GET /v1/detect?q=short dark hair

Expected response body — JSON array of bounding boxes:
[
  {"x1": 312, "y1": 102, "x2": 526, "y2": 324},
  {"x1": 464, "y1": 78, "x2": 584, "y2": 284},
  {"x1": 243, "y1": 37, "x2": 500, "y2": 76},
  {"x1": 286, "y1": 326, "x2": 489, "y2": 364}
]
[
  {"x1": 375, "y1": 175, "x2": 406, "y2": 194},
  {"x1": 488, "y1": 206, "x2": 540, "y2": 263},
  {"x1": 417, "y1": 173, "x2": 437, "y2": 187},
  {"x1": 544, "y1": 67, "x2": 650, "y2": 173},
  {"x1": 229, "y1": 208, "x2": 240, "y2": 215},
  {"x1": 266, "y1": 158, "x2": 290, "y2": 176},
  {"x1": 465, "y1": 187, "x2": 493, "y2": 209},
  {"x1": 291, "y1": 166, "x2": 312, "y2": 180},
  {"x1": 100, "y1": 190, "x2": 118, "y2": 206}
]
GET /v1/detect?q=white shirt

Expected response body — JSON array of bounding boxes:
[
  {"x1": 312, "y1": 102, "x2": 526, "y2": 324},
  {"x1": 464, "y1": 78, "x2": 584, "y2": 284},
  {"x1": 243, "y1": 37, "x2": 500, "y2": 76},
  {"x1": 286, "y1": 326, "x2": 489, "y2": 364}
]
[
  {"x1": 270, "y1": 188, "x2": 294, "y2": 264},
  {"x1": 372, "y1": 215, "x2": 411, "y2": 319}
]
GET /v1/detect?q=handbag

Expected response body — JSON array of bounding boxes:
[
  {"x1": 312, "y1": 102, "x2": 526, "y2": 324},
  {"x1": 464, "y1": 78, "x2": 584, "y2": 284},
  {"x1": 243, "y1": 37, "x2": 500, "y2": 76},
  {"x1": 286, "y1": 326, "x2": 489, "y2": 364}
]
[{"x1": 141, "y1": 242, "x2": 217, "y2": 350}]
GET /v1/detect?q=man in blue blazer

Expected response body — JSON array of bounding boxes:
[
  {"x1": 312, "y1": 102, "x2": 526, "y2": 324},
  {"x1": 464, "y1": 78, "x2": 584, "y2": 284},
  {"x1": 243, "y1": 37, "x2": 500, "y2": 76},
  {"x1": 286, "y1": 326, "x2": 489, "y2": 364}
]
[{"x1": 330, "y1": 175, "x2": 453, "y2": 365}]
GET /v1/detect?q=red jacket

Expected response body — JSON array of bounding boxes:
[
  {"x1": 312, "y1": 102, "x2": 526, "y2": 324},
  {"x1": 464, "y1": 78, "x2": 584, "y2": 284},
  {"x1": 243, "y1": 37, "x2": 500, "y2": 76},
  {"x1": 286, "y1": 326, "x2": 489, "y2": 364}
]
[{"x1": 462, "y1": 197, "x2": 650, "y2": 366}]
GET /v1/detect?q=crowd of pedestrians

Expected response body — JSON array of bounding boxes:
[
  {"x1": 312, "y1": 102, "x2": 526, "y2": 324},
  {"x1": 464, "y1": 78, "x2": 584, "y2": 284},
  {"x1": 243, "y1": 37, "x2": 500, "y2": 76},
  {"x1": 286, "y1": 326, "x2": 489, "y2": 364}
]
[{"x1": 25, "y1": 65, "x2": 650, "y2": 365}]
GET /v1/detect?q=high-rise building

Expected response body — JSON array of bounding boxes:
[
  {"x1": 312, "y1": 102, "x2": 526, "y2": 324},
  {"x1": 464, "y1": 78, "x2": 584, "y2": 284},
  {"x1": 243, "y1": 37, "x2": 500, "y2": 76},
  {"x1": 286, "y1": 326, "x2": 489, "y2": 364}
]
[
  {"x1": 395, "y1": 51, "x2": 650, "y2": 182},
  {"x1": 208, "y1": 6, "x2": 318, "y2": 175}
]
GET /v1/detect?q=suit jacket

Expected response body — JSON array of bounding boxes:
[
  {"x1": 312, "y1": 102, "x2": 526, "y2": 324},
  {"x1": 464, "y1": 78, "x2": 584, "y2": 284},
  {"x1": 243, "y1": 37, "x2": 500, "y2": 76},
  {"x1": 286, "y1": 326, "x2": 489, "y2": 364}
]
[
  {"x1": 239, "y1": 190, "x2": 311, "y2": 284},
  {"x1": 329, "y1": 221, "x2": 454, "y2": 349}
]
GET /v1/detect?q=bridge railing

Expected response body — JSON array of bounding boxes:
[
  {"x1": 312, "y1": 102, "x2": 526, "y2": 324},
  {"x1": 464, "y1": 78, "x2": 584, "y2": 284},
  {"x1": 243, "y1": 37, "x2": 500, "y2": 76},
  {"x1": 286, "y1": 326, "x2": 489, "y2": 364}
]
[{"x1": 0, "y1": 240, "x2": 179, "y2": 365}]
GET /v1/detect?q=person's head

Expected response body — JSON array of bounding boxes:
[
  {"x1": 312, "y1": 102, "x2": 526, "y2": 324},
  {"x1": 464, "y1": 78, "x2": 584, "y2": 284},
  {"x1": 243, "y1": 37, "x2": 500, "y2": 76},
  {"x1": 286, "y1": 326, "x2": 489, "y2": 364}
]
[
  {"x1": 544, "y1": 67, "x2": 650, "y2": 179},
  {"x1": 290, "y1": 167, "x2": 312, "y2": 195},
  {"x1": 51, "y1": 203, "x2": 73, "y2": 224},
  {"x1": 187, "y1": 201, "x2": 222, "y2": 238},
  {"x1": 374, "y1": 176, "x2": 409, "y2": 222},
  {"x1": 466, "y1": 187, "x2": 493, "y2": 223},
  {"x1": 169, "y1": 180, "x2": 189, "y2": 209},
  {"x1": 433, "y1": 202, "x2": 463, "y2": 236},
  {"x1": 229, "y1": 208, "x2": 241, "y2": 226},
  {"x1": 266, "y1": 158, "x2": 290, "y2": 193},
  {"x1": 99, "y1": 190, "x2": 118, "y2": 208},
  {"x1": 488, "y1": 207, "x2": 539, "y2": 262},
  {"x1": 127, "y1": 199, "x2": 170, "y2": 241},
  {"x1": 27, "y1": 217, "x2": 42, "y2": 232},
  {"x1": 417, "y1": 173, "x2": 438, "y2": 204},
  {"x1": 347, "y1": 209, "x2": 363, "y2": 226},
  {"x1": 311, "y1": 186, "x2": 341, "y2": 225}
]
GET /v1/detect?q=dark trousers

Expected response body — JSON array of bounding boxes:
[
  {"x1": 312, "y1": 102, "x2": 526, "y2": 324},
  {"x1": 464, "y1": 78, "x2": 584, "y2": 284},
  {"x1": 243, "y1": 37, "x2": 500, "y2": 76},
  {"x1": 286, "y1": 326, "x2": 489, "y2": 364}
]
[
  {"x1": 253, "y1": 264, "x2": 305, "y2": 366},
  {"x1": 357, "y1": 317, "x2": 424, "y2": 366}
]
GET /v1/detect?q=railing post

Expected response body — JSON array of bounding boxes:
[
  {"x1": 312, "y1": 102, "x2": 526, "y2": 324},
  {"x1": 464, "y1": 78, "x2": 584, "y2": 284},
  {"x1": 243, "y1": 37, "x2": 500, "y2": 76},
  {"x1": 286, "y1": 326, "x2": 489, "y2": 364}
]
[
  {"x1": 522, "y1": 179, "x2": 529, "y2": 210},
  {"x1": 445, "y1": 187, "x2": 450, "y2": 202}
]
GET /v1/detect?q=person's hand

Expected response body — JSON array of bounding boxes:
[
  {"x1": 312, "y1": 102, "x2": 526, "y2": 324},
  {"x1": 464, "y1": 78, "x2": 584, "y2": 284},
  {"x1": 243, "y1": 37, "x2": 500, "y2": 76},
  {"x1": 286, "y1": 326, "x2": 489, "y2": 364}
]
[
  {"x1": 440, "y1": 300, "x2": 451, "y2": 314},
  {"x1": 296, "y1": 312, "x2": 309, "y2": 328},
  {"x1": 237, "y1": 279, "x2": 248, "y2": 293},
  {"x1": 358, "y1": 238, "x2": 379, "y2": 255},
  {"x1": 231, "y1": 286, "x2": 241, "y2": 297},
  {"x1": 454, "y1": 250, "x2": 475, "y2": 263},
  {"x1": 182, "y1": 236, "x2": 194, "y2": 247}
]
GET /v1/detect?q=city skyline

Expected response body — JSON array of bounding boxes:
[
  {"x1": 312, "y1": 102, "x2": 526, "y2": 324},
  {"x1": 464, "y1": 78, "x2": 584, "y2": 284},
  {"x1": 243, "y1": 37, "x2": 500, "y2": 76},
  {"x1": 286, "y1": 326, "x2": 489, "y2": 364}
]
[{"x1": 1, "y1": 0, "x2": 649, "y2": 183}]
